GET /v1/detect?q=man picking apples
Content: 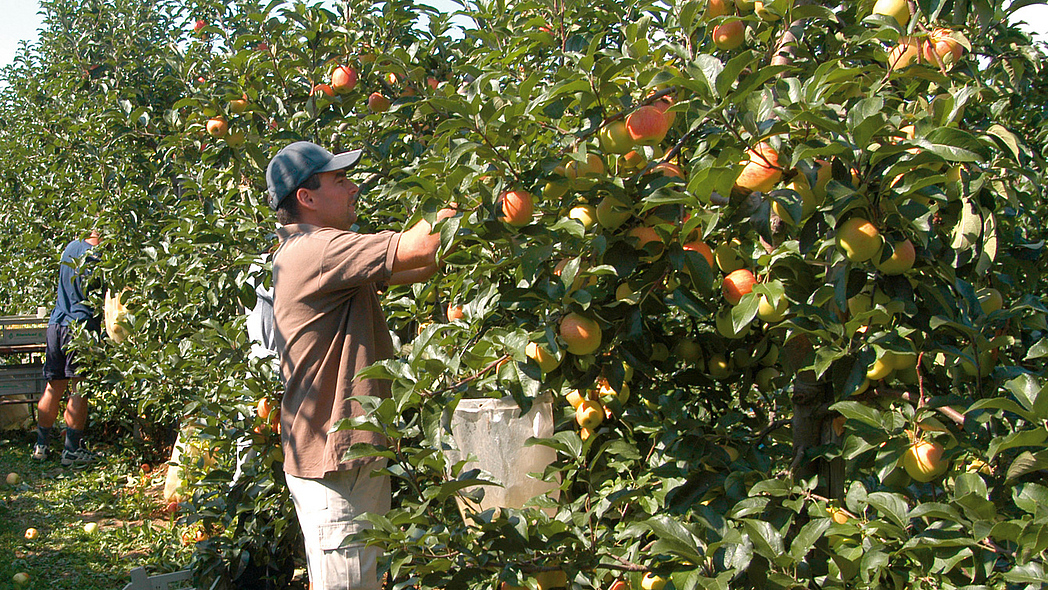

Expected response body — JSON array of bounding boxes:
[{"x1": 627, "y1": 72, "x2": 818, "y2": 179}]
[
  {"x1": 33, "y1": 229, "x2": 102, "y2": 468},
  {"x1": 265, "y1": 141, "x2": 456, "y2": 590}
]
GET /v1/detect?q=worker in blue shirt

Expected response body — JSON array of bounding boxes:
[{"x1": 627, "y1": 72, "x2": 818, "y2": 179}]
[{"x1": 33, "y1": 229, "x2": 101, "y2": 468}]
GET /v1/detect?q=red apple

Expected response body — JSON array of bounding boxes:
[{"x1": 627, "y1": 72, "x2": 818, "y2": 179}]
[
  {"x1": 500, "y1": 190, "x2": 534, "y2": 227},
  {"x1": 713, "y1": 19, "x2": 746, "y2": 50},
  {"x1": 311, "y1": 83, "x2": 334, "y2": 98},
  {"x1": 205, "y1": 117, "x2": 228, "y2": 138},
  {"x1": 331, "y1": 65, "x2": 358, "y2": 93},
  {"x1": 735, "y1": 142, "x2": 782, "y2": 193},
  {"x1": 367, "y1": 92, "x2": 391, "y2": 113},
  {"x1": 722, "y1": 268, "x2": 756, "y2": 305},
  {"x1": 626, "y1": 105, "x2": 670, "y2": 146}
]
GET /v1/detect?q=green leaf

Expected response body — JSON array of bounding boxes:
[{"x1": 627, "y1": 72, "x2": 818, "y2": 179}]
[
  {"x1": 949, "y1": 198, "x2": 983, "y2": 251},
  {"x1": 908, "y1": 502, "x2": 966, "y2": 523},
  {"x1": 865, "y1": 492, "x2": 909, "y2": 529},
  {"x1": 985, "y1": 123, "x2": 1023, "y2": 159},
  {"x1": 1026, "y1": 338, "x2": 1048, "y2": 360},
  {"x1": 1007, "y1": 451, "x2": 1048, "y2": 482},
  {"x1": 967, "y1": 397, "x2": 1037, "y2": 423},
  {"x1": 689, "y1": 54, "x2": 724, "y2": 99},
  {"x1": 641, "y1": 515, "x2": 705, "y2": 564},
  {"x1": 831, "y1": 401, "x2": 884, "y2": 430},
  {"x1": 732, "y1": 293, "x2": 759, "y2": 330},
  {"x1": 926, "y1": 127, "x2": 991, "y2": 162},
  {"x1": 742, "y1": 519, "x2": 785, "y2": 562},
  {"x1": 1002, "y1": 562, "x2": 1048, "y2": 583},
  {"x1": 988, "y1": 427, "x2": 1047, "y2": 460},
  {"x1": 1013, "y1": 483, "x2": 1048, "y2": 514},
  {"x1": 717, "y1": 51, "x2": 755, "y2": 98},
  {"x1": 788, "y1": 518, "x2": 832, "y2": 561},
  {"x1": 1006, "y1": 373, "x2": 1048, "y2": 419}
]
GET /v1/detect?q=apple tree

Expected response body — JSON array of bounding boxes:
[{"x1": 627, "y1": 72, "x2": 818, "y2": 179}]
[
  {"x1": 316, "y1": 0, "x2": 1048, "y2": 588},
  {"x1": 2, "y1": 0, "x2": 1048, "y2": 588}
]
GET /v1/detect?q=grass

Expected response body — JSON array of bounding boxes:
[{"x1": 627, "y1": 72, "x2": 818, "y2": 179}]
[{"x1": 0, "y1": 429, "x2": 194, "y2": 590}]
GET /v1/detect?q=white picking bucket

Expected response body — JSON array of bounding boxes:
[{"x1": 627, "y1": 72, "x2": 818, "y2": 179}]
[{"x1": 443, "y1": 393, "x2": 559, "y2": 518}]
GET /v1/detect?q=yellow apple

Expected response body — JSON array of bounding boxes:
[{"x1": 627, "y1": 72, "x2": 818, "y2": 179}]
[
  {"x1": 526, "y1": 341, "x2": 561, "y2": 373},
  {"x1": 715, "y1": 307, "x2": 751, "y2": 339},
  {"x1": 874, "y1": 239, "x2": 915, "y2": 275},
  {"x1": 675, "y1": 339, "x2": 703, "y2": 364},
  {"x1": 596, "y1": 195, "x2": 632, "y2": 230},
  {"x1": 714, "y1": 240, "x2": 744, "y2": 273},
  {"x1": 575, "y1": 399, "x2": 604, "y2": 429},
  {"x1": 976, "y1": 287, "x2": 1003, "y2": 314},
  {"x1": 836, "y1": 217, "x2": 882, "y2": 262},
  {"x1": 902, "y1": 440, "x2": 948, "y2": 482},
  {"x1": 642, "y1": 572, "x2": 668, "y2": 590},
  {"x1": 568, "y1": 204, "x2": 597, "y2": 229},
  {"x1": 565, "y1": 389, "x2": 586, "y2": 409},
  {"x1": 755, "y1": 367, "x2": 780, "y2": 392},
  {"x1": 708, "y1": 353, "x2": 732, "y2": 379},
  {"x1": 866, "y1": 356, "x2": 894, "y2": 381},
  {"x1": 560, "y1": 313, "x2": 602, "y2": 355},
  {"x1": 599, "y1": 120, "x2": 634, "y2": 154},
  {"x1": 872, "y1": 0, "x2": 910, "y2": 26}
]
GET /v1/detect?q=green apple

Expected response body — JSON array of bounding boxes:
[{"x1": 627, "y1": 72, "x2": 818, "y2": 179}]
[
  {"x1": 757, "y1": 294, "x2": 788, "y2": 323},
  {"x1": 596, "y1": 195, "x2": 631, "y2": 230},
  {"x1": 976, "y1": 287, "x2": 1003, "y2": 314},
  {"x1": 715, "y1": 307, "x2": 751, "y2": 339}
]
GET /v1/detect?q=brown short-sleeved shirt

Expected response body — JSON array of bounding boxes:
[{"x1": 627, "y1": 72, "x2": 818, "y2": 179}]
[{"x1": 273, "y1": 223, "x2": 401, "y2": 478}]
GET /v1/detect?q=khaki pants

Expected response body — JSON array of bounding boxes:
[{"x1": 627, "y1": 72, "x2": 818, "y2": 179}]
[{"x1": 286, "y1": 460, "x2": 391, "y2": 590}]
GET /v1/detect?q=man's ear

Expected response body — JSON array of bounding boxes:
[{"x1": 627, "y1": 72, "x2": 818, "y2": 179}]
[{"x1": 295, "y1": 187, "x2": 316, "y2": 211}]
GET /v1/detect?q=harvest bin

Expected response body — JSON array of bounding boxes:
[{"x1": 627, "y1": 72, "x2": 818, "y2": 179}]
[
  {"x1": 0, "y1": 316, "x2": 48, "y2": 346},
  {"x1": 442, "y1": 393, "x2": 559, "y2": 517}
]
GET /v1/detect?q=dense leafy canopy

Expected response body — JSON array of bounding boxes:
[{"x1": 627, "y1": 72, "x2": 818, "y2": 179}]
[{"x1": 2, "y1": 0, "x2": 1048, "y2": 588}]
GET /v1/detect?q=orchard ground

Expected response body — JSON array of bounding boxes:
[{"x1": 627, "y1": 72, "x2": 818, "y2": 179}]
[{"x1": 0, "y1": 432, "x2": 210, "y2": 589}]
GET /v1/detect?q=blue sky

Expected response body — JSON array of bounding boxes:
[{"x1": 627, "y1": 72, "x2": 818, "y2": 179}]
[{"x1": 2, "y1": 0, "x2": 1046, "y2": 68}]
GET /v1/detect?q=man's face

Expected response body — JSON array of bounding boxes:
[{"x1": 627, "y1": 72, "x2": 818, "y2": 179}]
[{"x1": 308, "y1": 170, "x2": 359, "y2": 230}]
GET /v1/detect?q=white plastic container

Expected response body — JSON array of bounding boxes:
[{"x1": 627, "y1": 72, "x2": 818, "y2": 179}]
[{"x1": 443, "y1": 393, "x2": 559, "y2": 517}]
